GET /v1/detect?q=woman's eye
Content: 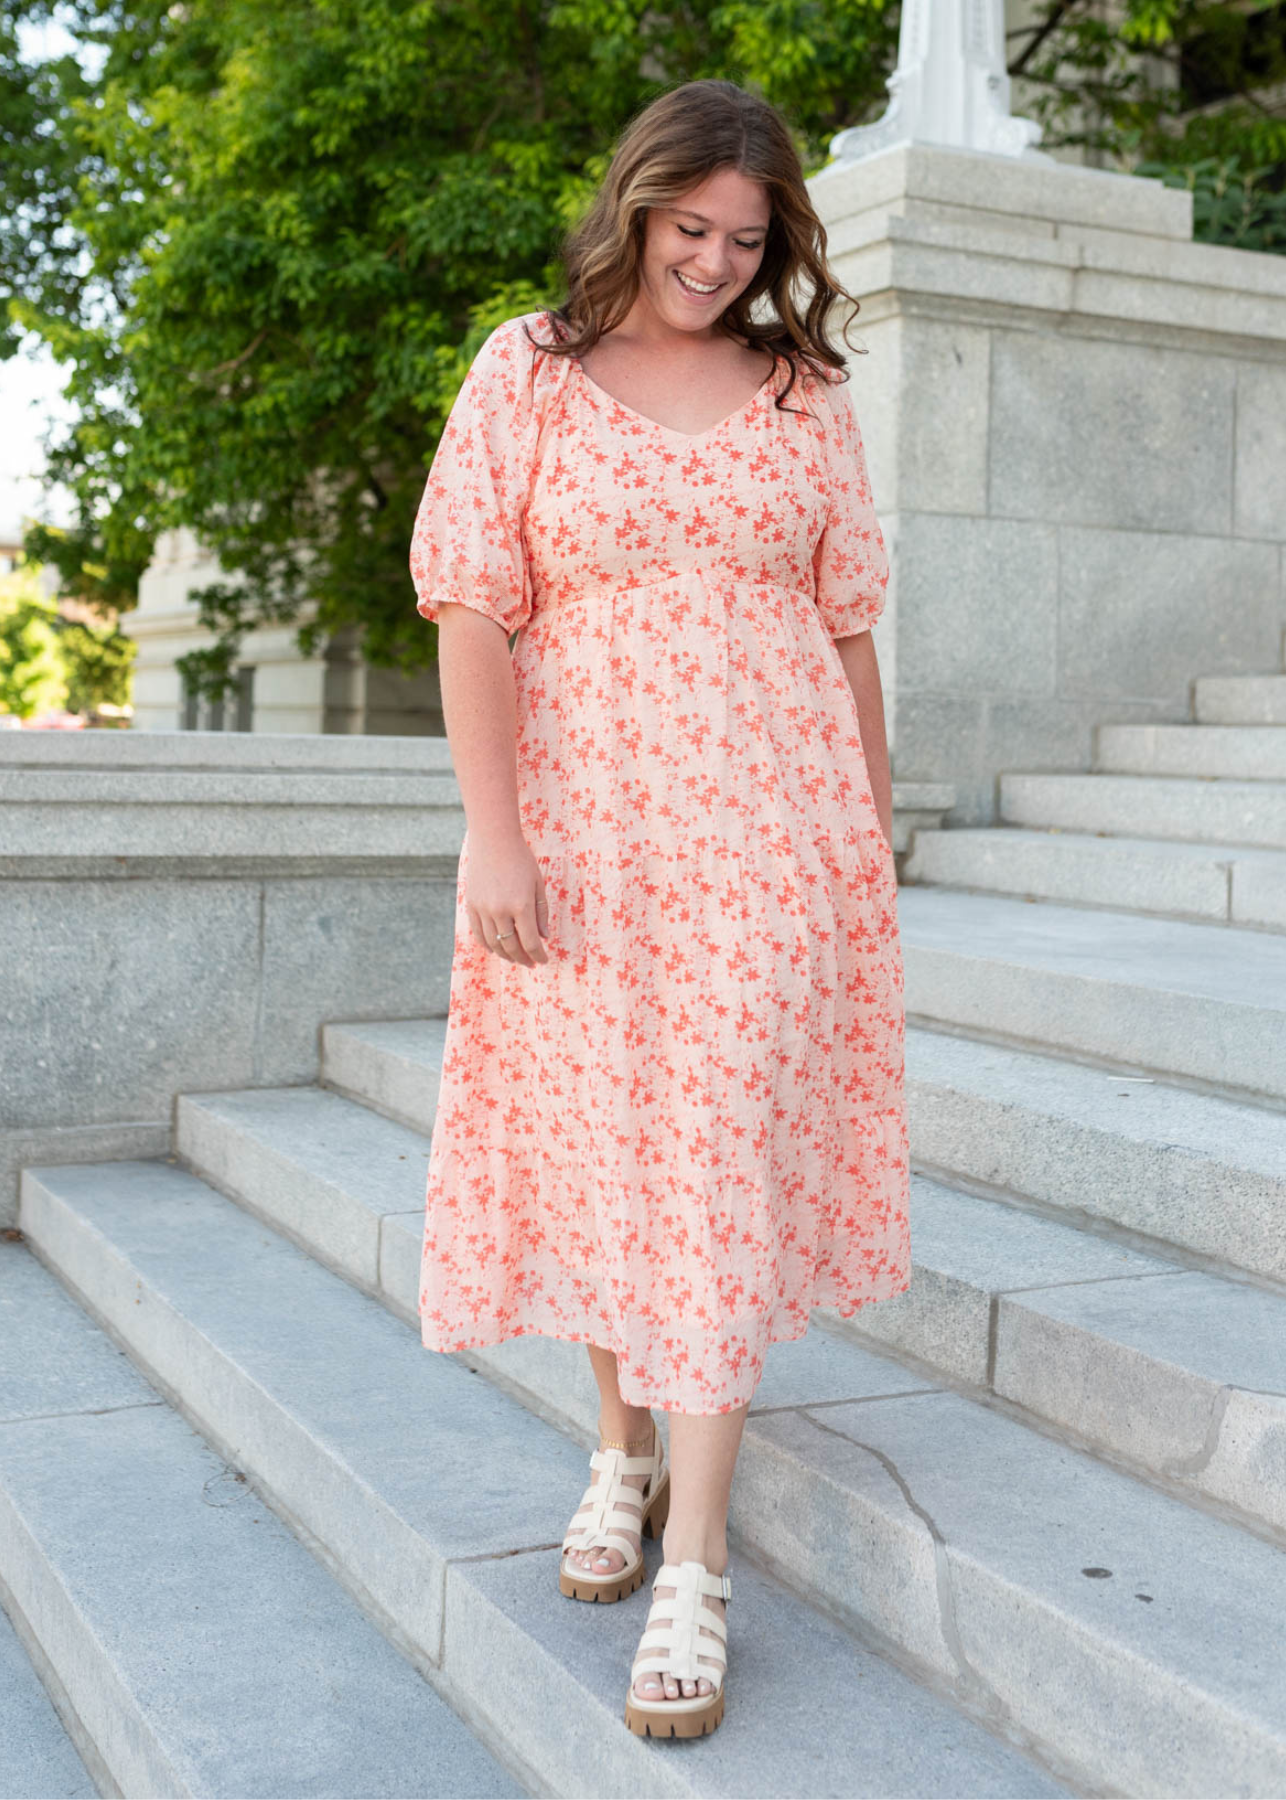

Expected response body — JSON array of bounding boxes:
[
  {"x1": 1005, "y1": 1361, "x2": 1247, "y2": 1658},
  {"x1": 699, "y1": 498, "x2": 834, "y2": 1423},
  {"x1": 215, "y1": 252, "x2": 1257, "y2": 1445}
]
[{"x1": 676, "y1": 225, "x2": 763, "y2": 251}]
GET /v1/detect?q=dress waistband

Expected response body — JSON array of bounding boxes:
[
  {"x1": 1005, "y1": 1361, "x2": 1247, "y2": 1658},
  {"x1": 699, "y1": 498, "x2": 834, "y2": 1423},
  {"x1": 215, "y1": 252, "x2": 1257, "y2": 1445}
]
[{"x1": 527, "y1": 572, "x2": 815, "y2": 620}]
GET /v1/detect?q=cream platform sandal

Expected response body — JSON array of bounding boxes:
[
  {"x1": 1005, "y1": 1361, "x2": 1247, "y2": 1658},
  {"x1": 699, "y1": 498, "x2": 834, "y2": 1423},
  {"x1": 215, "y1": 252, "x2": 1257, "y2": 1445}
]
[
  {"x1": 624, "y1": 1560, "x2": 731, "y2": 1738},
  {"x1": 559, "y1": 1425, "x2": 670, "y2": 1603}
]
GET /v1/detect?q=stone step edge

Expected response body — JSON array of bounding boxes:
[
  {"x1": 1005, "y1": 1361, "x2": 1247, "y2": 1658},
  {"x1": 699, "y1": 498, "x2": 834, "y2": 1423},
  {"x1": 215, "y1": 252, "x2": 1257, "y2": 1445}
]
[
  {"x1": 902, "y1": 827, "x2": 1286, "y2": 935},
  {"x1": 904, "y1": 1145, "x2": 1286, "y2": 1301},
  {"x1": 895, "y1": 886, "x2": 1286, "y2": 1106},
  {"x1": 822, "y1": 1299, "x2": 1286, "y2": 1556},
  {"x1": 900, "y1": 1007, "x2": 1286, "y2": 1118},
  {"x1": 0, "y1": 1558, "x2": 107, "y2": 1799},
  {"x1": 0, "y1": 1369, "x2": 523, "y2": 1800}
]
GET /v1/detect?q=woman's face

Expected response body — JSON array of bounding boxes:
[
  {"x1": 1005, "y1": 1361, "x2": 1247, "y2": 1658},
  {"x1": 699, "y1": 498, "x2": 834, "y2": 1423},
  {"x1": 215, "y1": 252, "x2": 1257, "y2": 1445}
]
[{"x1": 639, "y1": 166, "x2": 771, "y2": 334}]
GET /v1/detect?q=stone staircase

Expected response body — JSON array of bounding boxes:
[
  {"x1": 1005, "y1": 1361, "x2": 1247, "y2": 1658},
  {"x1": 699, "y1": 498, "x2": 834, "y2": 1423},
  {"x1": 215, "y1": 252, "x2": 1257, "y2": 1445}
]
[
  {"x1": 4, "y1": 667, "x2": 1286, "y2": 1796},
  {"x1": 904, "y1": 666, "x2": 1286, "y2": 932}
]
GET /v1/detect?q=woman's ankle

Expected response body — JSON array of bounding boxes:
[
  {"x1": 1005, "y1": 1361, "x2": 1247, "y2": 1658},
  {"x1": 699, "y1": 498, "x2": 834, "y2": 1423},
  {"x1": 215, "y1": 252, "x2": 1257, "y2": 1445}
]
[
  {"x1": 660, "y1": 1526, "x2": 728, "y2": 1575},
  {"x1": 597, "y1": 1407, "x2": 654, "y2": 1449}
]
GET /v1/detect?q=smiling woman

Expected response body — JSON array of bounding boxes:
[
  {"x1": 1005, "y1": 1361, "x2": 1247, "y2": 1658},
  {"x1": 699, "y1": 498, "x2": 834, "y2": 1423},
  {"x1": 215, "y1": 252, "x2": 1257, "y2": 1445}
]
[
  {"x1": 410, "y1": 75, "x2": 906, "y2": 1745},
  {"x1": 573, "y1": 169, "x2": 776, "y2": 437}
]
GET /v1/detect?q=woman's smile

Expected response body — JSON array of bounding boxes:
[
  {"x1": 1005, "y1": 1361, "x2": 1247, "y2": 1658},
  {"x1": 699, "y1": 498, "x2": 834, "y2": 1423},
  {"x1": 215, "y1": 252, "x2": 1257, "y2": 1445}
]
[{"x1": 673, "y1": 269, "x2": 723, "y2": 301}]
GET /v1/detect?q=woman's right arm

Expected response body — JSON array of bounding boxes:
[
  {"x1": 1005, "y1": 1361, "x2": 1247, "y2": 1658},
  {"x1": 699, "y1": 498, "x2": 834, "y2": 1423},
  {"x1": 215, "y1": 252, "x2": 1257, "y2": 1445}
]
[
  {"x1": 436, "y1": 604, "x2": 549, "y2": 966},
  {"x1": 410, "y1": 318, "x2": 550, "y2": 967}
]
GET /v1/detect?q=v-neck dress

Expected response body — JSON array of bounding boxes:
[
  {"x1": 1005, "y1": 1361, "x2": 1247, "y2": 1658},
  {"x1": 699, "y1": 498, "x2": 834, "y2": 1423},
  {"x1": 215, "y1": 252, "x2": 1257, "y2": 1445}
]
[{"x1": 409, "y1": 309, "x2": 910, "y2": 1414}]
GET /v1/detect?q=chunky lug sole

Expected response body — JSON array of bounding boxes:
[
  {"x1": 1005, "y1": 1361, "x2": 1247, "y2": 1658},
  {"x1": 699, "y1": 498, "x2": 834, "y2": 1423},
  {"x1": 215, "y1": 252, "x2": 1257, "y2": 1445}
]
[
  {"x1": 625, "y1": 1685, "x2": 724, "y2": 1738},
  {"x1": 554, "y1": 1432, "x2": 666, "y2": 1605}
]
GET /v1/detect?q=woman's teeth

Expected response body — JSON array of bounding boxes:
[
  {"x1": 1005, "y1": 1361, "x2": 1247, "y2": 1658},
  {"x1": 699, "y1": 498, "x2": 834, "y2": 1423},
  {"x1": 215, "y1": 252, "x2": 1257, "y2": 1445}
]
[{"x1": 675, "y1": 271, "x2": 720, "y2": 296}]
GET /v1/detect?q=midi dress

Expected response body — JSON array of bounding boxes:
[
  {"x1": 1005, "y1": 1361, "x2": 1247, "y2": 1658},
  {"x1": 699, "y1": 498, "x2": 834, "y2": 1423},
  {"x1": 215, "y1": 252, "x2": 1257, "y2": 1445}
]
[{"x1": 410, "y1": 309, "x2": 911, "y2": 1415}]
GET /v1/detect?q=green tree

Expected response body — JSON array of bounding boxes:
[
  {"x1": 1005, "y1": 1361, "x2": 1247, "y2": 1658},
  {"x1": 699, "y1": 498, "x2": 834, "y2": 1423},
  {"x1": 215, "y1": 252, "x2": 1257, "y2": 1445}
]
[
  {"x1": 1010, "y1": 0, "x2": 1286, "y2": 249},
  {"x1": 0, "y1": 559, "x2": 136, "y2": 717},
  {"x1": 0, "y1": 564, "x2": 65, "y2": 718},
  {"x1": 58, "y1": 613, "x2": 135, "y2": 715}
]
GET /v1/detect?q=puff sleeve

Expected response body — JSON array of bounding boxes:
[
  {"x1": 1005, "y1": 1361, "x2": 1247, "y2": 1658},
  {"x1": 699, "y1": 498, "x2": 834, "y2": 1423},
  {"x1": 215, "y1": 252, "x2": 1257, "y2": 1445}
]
[
  {"x1": 811, "y1": 373, "x2": 889, "y2": 639},
  {"x1": 410, "y1": 316, "x2": 540, "y2": 636}
]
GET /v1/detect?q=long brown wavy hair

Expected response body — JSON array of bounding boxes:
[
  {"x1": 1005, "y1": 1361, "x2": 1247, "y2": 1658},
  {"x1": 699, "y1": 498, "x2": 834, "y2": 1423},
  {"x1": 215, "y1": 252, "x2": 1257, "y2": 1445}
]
[{"x1": 523, "y1": 78, "x2": 866, "y2": 420}]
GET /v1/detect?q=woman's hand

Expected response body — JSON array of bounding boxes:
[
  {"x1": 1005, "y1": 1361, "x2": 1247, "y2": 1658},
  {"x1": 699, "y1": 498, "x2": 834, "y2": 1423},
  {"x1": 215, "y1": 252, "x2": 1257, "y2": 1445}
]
[
  {"x1": 834, "y1": 629, "x2": 894, "y2": 857},
  {"x1": 465, "y1": 829, "x2": 551, "y2": 966}
]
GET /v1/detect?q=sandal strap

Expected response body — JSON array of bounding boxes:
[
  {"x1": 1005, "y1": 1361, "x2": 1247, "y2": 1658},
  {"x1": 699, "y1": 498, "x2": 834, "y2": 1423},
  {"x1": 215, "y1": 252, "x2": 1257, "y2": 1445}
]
[
  {"x1": 653, "y1": 1560, "x2": 731, "y2": 1603},
  {"x1": 630, "y1": 1560, "x2": 730, "y2": 1688},
  {"x1": 590, "y1": 1446, "x2": 659, "y2": 1478},
  {"x1": 562, "y1": 1441, "x2": 666, "y2": 1557},
  {"x1": 563, "y1": 1527, "x2": 641, "y2": 1558}
]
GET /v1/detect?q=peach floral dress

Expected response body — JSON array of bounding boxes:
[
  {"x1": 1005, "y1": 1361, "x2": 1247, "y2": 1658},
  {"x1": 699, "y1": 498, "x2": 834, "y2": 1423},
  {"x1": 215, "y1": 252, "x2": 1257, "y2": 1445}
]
[{"x1": 410, "y1": 309, "x2": 910, "y2": 1414}]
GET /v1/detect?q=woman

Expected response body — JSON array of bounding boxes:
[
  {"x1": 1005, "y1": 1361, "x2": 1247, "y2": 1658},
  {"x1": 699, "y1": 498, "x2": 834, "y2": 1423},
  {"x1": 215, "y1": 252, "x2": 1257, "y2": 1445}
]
[{"x1": 409, "y1": 76, "x2": 911, "y2": 1740}]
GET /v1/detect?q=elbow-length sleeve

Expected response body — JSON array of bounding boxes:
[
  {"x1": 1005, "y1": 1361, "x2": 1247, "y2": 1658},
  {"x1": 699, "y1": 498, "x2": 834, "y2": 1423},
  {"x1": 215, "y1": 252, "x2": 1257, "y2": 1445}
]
[
  {"x1": 811, "y1": 373, "x2": 889, "y2": 639},
  {"x1": 410, "y1": 317, "x2": 540, "y2": 636}
]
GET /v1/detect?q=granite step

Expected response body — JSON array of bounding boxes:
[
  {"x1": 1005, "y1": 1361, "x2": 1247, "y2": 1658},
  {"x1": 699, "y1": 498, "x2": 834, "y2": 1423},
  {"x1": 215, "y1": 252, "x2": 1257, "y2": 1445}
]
[
  {"x1": 322, "y1": 1016, "x2": 448, "y2": 1135},
  {"x1": 1195, "y1": 675, "x2": 1286, "y2": 726},
  {"x1": 896, "y1": 887, "x2": 1286, "y2": 1103},
  {"x1": 904, "y1": 1026, "x2": 1286, "y2": 1286},
  {"x1": 999, "y1": 771, "x2": 1286, "y2": 850},
  {"x1": 319, "y1": 1017, "x2": 1286, "y2": 1290},
  {"x1": 902, "y1": 826, "x2": 1286, "y2": 931},
  {"x1": 0, "y1": 765, "x2": 464, "y2": 861},
  {"x1": 15, "y1": 1162, "x2": 1065, "y2": 1800},
  {"x1": 831, "y1": 1176, "x2": 1286, "y2": 1539},
  {"x1": 0, "y1": 1240, "x2": 519, "y2": 1800},
  {"x1": 1096, "y1": 723, "x2": 1286, "y2": 782},
  {"x1": 0, "y1": 1597, "x2": 95, "y2": 1800},
  {"x1": 36, "y1": 1153, "x2": 1286, "y2": 1794}
]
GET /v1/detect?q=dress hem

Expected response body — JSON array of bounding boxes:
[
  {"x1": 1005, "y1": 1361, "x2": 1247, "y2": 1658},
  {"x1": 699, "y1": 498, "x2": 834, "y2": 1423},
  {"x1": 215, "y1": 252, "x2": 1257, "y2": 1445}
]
[{"x1": 418, "y1": 1265, "x2": 913, "y2": 1415}]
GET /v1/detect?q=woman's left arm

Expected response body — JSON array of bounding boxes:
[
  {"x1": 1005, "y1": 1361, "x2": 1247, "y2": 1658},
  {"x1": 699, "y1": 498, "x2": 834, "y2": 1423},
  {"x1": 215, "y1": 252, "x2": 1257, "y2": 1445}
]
[{"x1": 834, "y1": 628, "x2": 893, "y2": 854}]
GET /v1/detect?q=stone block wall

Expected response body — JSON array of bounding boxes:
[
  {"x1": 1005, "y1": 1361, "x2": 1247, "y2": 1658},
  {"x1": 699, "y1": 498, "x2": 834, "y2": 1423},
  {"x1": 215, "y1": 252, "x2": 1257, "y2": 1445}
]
[{"x1": 810, "y1": 143, "x2": 1286, "y2": 823}]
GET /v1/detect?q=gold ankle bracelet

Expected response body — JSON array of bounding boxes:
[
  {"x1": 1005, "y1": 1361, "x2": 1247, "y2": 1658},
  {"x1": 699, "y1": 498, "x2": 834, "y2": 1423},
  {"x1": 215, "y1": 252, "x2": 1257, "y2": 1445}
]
[{"x1": 598, "y1": 1423, "x2": 655, "y2": 1452}]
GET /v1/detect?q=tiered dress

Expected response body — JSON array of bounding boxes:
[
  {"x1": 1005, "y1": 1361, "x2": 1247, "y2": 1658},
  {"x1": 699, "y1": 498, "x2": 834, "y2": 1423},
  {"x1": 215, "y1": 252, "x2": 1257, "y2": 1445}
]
[{"x1": 410, "y1": 310, "x2": 910, "y2": 1415}]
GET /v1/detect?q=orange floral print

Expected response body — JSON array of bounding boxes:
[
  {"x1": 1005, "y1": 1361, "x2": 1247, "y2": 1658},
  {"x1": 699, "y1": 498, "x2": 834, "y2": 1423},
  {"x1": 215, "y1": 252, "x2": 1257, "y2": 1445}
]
[{"x1": 410, "y1": 310, "x2": 910, "y2": 1414}]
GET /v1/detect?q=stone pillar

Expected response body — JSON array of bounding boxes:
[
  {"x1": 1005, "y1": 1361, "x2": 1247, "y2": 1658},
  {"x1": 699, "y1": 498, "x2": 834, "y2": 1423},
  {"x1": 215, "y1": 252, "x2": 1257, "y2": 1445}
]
[{"x1": 808, "y1": 144, "x2": 1286, "y2": 824}]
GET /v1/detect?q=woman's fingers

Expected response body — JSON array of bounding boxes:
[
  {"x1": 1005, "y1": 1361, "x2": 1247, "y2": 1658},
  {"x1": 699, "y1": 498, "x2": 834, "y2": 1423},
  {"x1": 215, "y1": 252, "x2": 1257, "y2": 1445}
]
[
  {"x1": 498, "y1": 904, "x2": 547, "y2": 966},
  {"x1": 465, "y1": 903, "x2": 489, "y2": 953},
  {"x1": 464, "y1": 838, "x2": 551, "y2": 967}
]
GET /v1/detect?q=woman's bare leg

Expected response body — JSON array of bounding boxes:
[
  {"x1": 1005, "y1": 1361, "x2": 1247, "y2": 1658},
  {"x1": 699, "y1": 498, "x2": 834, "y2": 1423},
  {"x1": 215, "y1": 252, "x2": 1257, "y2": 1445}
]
[
  {"x1": 564, "y1": 1345, "x2": 655, "y2": 1577},
  {"x1": 565, "y1": 1349, "x2": 748, "y2": 1704},
  {"x1": 632, "y1": 1405, "x2": 746, "y2": 1703}
]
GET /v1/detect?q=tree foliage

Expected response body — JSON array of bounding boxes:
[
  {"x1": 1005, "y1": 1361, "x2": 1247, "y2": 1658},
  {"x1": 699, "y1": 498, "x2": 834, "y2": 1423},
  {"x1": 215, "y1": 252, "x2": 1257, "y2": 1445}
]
[
  {"x1": 1010, "y1": 0, "x2": 1286, "y2": 250},
  {"x1": 1, "y1": 0, "x2": 1282, "y2": 698},
  {"x1": 0, "y1": 561, "x2": 132, "y2": 717},
  {"x1": 0, "y1": 565, "x2": 64, "y2": 717}
]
